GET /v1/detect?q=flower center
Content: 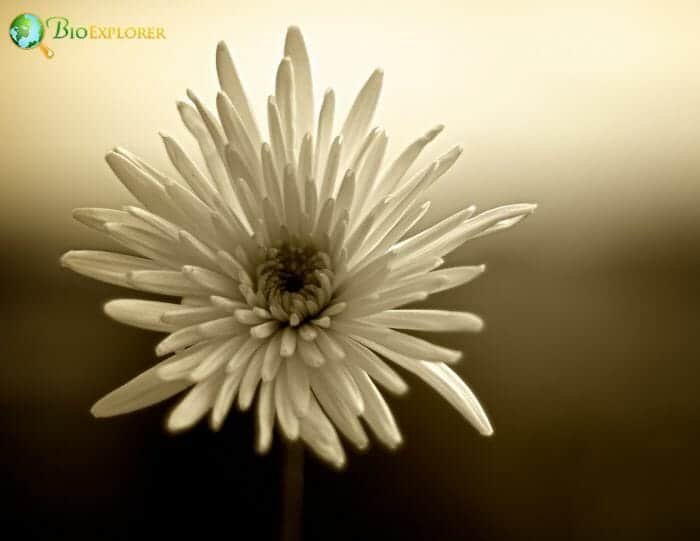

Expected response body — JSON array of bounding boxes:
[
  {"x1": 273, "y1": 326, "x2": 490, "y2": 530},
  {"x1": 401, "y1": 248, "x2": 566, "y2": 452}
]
[{"x1": 255, "y1": 244, "x2": 334, "y2": 325}]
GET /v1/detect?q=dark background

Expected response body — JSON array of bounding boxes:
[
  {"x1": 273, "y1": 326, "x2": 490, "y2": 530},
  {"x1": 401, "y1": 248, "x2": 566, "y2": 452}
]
[
  {"x1": 2, "y1": 221, "x2": 699, "y2": 540},
  {"x1": 2, "y1": 1, "x2": 700, "y2": 539}
]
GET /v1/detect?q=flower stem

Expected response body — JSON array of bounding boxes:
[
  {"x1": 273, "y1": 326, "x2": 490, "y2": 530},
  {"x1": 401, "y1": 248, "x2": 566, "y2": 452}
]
[{"x1": 281, "y1": 441, "x2": 304, "y2": 541}]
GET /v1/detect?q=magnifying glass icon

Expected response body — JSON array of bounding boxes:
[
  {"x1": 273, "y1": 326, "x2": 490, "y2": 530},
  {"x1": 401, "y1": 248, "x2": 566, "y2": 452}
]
[{"x1": 9, "y1": 13, "x2": 54, "y2": 59}]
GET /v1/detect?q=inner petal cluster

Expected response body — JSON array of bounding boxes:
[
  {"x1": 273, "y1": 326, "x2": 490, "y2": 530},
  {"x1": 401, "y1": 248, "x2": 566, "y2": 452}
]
[{"x1": 255, "y1": 244, "x2": 333, "y2": 326}]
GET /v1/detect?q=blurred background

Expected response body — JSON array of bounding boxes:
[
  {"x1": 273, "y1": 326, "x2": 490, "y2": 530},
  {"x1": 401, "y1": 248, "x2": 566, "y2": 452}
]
[{"x1": 2, "y1": 0, "x2": 699, "y2": 539}]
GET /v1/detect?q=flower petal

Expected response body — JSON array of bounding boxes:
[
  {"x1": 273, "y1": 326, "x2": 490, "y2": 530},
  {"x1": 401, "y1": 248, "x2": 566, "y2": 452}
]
[
  {"x1": 313, "y1": 89, "x2": 335, "y2": 180},
  {"x1": 275, "y1": 369, "x2": 300, "y2": 440},
  {"x1": 284, "y1": 26, "x2": 314, "y2": 139},
  {"x1": 300, "y1": 395, "x2": 346, "y2": 469},
  {"x1": 311, "y1": 370, "x2": 368, "y2": 450},
  {"x1": 103, "y1": 299, "x2": 180, "y2": 332},
  {"x1": 347, "y1": 364, "x2": 402, "y2": 449},
  {"x1": 210, "y1": 363, "x2": 247, "y2": 431},
  {"x1": 166, "y1": 376, "x2": 221, "y2": 432},
  {"x1": 340, "y1": 69, "x2": 383, "y2": 165},
  {"x1": 91, "y1": 362, "x2": 190, "y2": 418},
  {"x1": 376, "y1": 125, "x2": 443, "y2": 197},
  {"x1": 216, "y1": 40, "x2": 262, "y2": 151},
  {"x1": 61, "y1": 250, "x2": 160, "y2": 289},
  {"x1": 364, "y1": 310, "x2": 484, "y2": 333},
  {"x1": 255, "y1": 380, "x2": 276, "y2": 452},
  {"x1": 402, "y1": 362, "x2": 493, "y2": 436},
  {"x1": 286, "y1": 356, "x2": 311, "y2": 417},
  {"x1": 237, "y1": 345, "x2": 265, "y2": 410},
  {"x1": 275, "y1": 57, "x2": 296, "y2": 153},
  {"x1": 334, "y1": 333, "x2": 408, "y2": 395}
]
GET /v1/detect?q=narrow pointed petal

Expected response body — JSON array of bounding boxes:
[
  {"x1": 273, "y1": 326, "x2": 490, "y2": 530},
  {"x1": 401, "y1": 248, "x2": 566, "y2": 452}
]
[
  {"x1": 255, "y1": 380, "x2": 275, "y2": 453},
  {"x1": 336, "y1": 334, "x2": 408, "y2": 395},
  {"x1": 190, "y1": 337, "x2": 240, "y2": 382},
  {"x1": 210, "y1": 363, "x2": 247, "y2": 431},
  {"x1": 126, "y1": 206, "x2": 181, "y2": 240},
  {"x1": 103, "y1": 222, "x2": 182, "y2": 268},
  {"x1": 127, "y1": 270, "x2": 207, "y2": 297},
  {"x1": 347, "y1": 364, "x2": 402, "y2": 449},
  {"x1": 61, "y1": 250, "x2": 159, "y2": 289},
  {"x1": 103, "y1": 299, "x2": 179, "y2": 332},
  {"x1": 354, "y1": 129, "x2": 388, "y2": 213},
  {"x1": 335, "y1": 170, "x2": 356, "y2": 217},
  {"x1": 314, "y1": 89, "x2": 335, "y2": 179},
  {"x1": 275, "y1": 57, "x2": 296, "y2": 153},
  {"x1": 283, "y1": 165, "x2": 303, "y2": 236},
  {"x1": 72, "y1": 207, "x2": 142, "y2": 233},
  {"x1": 430, "y1": 145, "x2": 463, "y2": 187},
  {"x1": 393, "y1": 205, "x2": 476, "y2": 256},
  {"x1": 378, "y1": 125, "x2": 443, "y2": 196},
  {"x1": 275, "y1": 369, "x2": 300, "y2": 440},
  {"x1": 340, "y1": 69, "x2": 383, "y2": 162},
  {"x1": 106, "y1": 150, "x2": 175, "y2": 221},
  {"x1": 341, "y1": 289, "x2": 429, "y2": 319},
  {"x1": 349, "y1": 327, "x2": 462, "y2": 364},
  {"x1": 227, "y1": 336, "x2": 265, "y2": 372},
  {"x1": 423, "y1": 265, "x2": 487, "y2": 295},
  {"x1": 262, "y1": 332, "x2": 284, "y2": 381},
  {"x1": 216, "y1": 40, "x2": 262, "y2": 150},
  {"x1": 314, "y1": 328, "x2": 346, "y2": 363},
  {"x1": 238, "y1": 346, "x2": 265, "y2": 410},
  {"x1": 300, "y1": 396, "x2": 346, "y2": 469},
  {"x1": 166, "y1": 376, "x2": 221, "y2": 432},
  {"x1": 365, "y1": 310, "x2": 484, "y2": 332},
  {"x1": 353, "y1": 201, "x2": 431, "y2": 268},
  {"x1": 161, "y1": 181, "x2": 217, "y2": 246},
  {"x1": 404, "y1": 361, "x2": 493, "y2": 436},
  {"x1": 284, "y1": 26, "x2": 314, "y2": 138},
  {"x1": 319, "y1": 361, "x2": 364, "y2": 415},
  {"x1": 225, "y1": 145, "x2": 258, "y2": 198},
  {"x1": 296, "y1": 133, "x2": 313, "y2": 189},
  {"x1": 179, "y1": 94, "x2": 231, "y2": 202},
  {"x1": 216, "y1": 92, "x2": 261, "y2": 185},
  {"x1": 348, "y1": 127, "x2": 380, "y2": 176},
  {"x1": 261, "y1": 142, "x2": 286, "y2": 214},
  {"x1": 286, "y1": 357, "x2": 311, "y2": 417},
  {"x1": 160, "y1": 132, "x2": 217, "y2": 206},
  {"x1": 311, "y1": 371, "x2": 368, "y2": 450},
  {"x1": 91, "y1": 361, "x2": 190, "y2": 418},
  {"x1": 250, "y1": 320, "x2": 281, "y2": 340},
  {"x1": 161, "y1": 305, "x2": 228, "y2": 327},
  {"x1": 182, "y1": 265, "x2": 238, "y2": 297},
  {"x1": 319, "y1": 136, "x2": 342, "y2": 202},
  {"x1": 280, "y1": 326, "x2": 298, "y2": 357},
  {"x1": 411, "y1": 204, "x2": 537, "y2": 262},
  {"x1": 470, "y1": 210, "x2": 536, "y2": 240},
  {"x1": 158, "y1": 339, "x2": 234, "y2": 381},
  {"x1": 296, "y1": 338, "x2": 325, "y2": 368},
  {"x1": 267, "y1": 96, "x2": 291, "y2": 177}
]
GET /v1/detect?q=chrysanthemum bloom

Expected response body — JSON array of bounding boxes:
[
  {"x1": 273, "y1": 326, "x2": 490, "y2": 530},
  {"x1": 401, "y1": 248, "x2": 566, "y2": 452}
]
[{"x1": 61, "y1": 27, "x2": 535, "y2": 468}]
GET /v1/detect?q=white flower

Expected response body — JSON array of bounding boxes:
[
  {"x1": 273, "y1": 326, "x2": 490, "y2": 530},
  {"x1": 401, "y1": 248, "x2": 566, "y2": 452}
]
[{"x1": 61, "y1": 27, "x2": 535, "y2": 468}]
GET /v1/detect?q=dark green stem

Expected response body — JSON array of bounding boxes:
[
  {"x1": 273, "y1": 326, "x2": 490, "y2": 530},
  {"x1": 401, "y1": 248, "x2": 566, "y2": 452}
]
[{"x1": 281, "y1": 442, "x2": 304, "y2": 541}]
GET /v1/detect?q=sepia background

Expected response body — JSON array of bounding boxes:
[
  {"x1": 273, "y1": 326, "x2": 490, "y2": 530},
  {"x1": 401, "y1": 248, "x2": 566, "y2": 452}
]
[{"x1": 2, "y1": 0, "x2": 699, "y2": 539}]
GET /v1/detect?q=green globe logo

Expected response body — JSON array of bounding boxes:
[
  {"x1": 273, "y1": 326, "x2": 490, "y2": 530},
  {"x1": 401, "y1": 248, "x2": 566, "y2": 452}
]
[{"x1": 9, "y1": 13, "x2": 54, "y2": 58}]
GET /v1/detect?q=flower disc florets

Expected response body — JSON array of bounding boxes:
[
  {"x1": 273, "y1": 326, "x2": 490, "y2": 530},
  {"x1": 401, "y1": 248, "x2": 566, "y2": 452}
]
[{"x1": 256, "y1": 244, "x2": 333, "y2": 326}]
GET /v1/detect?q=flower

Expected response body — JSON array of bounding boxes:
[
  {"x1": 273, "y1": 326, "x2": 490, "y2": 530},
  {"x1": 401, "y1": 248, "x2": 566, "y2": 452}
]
[{"x1": 61, "y1": 27, "x2": 535, "y2": 468}]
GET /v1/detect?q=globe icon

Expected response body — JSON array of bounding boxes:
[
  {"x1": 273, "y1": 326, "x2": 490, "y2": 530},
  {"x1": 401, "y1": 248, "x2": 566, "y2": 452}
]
[
  {"x1": 9, "y1": 13, "x2": 44, "y2": 49},
  {"x1": 9, "y1": 13, "x2": 53, "y2": 58}
]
